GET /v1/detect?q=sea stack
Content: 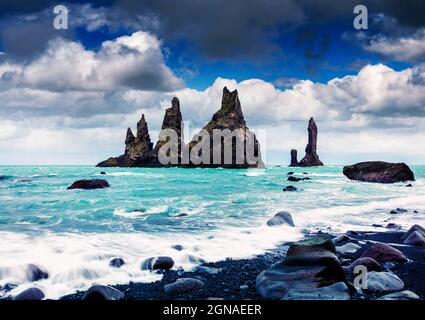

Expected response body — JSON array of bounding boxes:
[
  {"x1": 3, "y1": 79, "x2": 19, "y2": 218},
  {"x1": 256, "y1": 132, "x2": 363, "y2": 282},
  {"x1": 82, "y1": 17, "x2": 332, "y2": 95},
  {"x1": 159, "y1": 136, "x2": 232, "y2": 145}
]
[
  {"x1": 289, "y1": 149, "x2": 299, "y2": 167},
  {"x1": 97, "y1": 114, "x2": 154, "y2": 167},
  {"x1": 184, "y1": 87, "x2": 264, "y2": 168},
  {"x1": 298, "y1": 117, "x2": 323, "y2": 167},
  {"x1": 152, "y1": 97, "x2": 184, "y2": 166}
]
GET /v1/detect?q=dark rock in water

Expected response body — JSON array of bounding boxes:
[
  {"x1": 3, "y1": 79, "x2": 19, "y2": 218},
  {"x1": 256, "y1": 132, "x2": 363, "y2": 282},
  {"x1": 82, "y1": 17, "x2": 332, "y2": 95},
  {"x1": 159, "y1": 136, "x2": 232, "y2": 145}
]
[
  {"x1": 184, "y1": 87, "x2": 264, "y2": 169},
  {"x1": 386, "y1": 223, "x2": 402, "y2": 230},
  {"x1": 403, "y1": 231, "x2": 425, "y2": 246},
  {"x1": 360, "y1": 243, "x2": 407, "y2": 263},
  {"x1": 390, "y1": 208, "x2": 408, "y2": 214},
  {"x1": 282, "y1": 186, "x2": 297, "y2": 192},
  {"x1": 401, "y1": 224, "x2": 425, "y2": 241},
  {"x1": 298, "y1": 118, "x2": 324, "y2": 167},
  {"x1": 172, "y1": 245, "x2": 184, "y2": 251},
  {"x1": 302, "y1": 172, "x2": 308, "y2": 174},
  {"x1": 0, "y1": 283, "x2": 17, "y2": 292},
  {"x1": 164, "y1": 278, "x2": 205, "y2": 296},
  {"x1": 406, "y1": 184, "x2": 413, "y2": 187},
  {"x1": 109, "y1": 257, "x2": 125, "y2": 268},
  {"x1": 176, "y1": 213, "x2": 188, "y2": 217},
  {"x1": 26, "y1": 264, "x2": 49, "y2": 282},
  {"x1": 256, "y1": 235, "x2": 346, "y2": 299},
  {"x1": 82, "y1": 285, "x2": 124, "y2": 300},
  {"x1": 287, "y1": 176, "x2": 310, "y2": 182},
  {"x1": 141, "y1": 256, "x2": 174, "y2": 270},
  {"x1": 14, "y1": 288, "x2": 44, "y2": 300},
  {"x1": 282, "y1": 282, "x2": 350, "y2": 300},
  {"x1": 100, "y1": 171, "x2": 107, "y2": 175},
  {"x1": 67, "y1": 179, "x2": 109, "y2": 190},
  {"x1": 343, "y1": 161, "x2": 415, "y2": 183},
  {"x1": 347, "y1": 257, "x2": 381, "y2": 272},
  {"x1": 287, "y1": 172, "x2": 295, "y2": 175},
  {"x1": 267, "y1": 211, "x2": 295, "y2": 227},
  {"x1": 289, "y1": 149, "x2": 298, "y2": 167},
  {"x1": 0, "y1": 175, "x2": 12, "y2": 181}
]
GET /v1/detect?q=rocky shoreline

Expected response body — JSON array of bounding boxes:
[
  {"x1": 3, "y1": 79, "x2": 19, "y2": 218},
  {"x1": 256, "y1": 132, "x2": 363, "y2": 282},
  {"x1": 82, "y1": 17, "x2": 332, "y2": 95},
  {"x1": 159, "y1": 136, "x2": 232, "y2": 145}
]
[{"x1": 59, "y1": 226, "x2": 425, "y2": 301}]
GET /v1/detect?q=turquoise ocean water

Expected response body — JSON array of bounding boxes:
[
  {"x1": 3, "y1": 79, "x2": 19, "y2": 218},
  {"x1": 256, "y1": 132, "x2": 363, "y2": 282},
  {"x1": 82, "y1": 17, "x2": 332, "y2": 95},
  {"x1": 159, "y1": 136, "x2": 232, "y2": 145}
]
[{"x1": 1, "y1": 165, "x2": 425, "y2": 298}]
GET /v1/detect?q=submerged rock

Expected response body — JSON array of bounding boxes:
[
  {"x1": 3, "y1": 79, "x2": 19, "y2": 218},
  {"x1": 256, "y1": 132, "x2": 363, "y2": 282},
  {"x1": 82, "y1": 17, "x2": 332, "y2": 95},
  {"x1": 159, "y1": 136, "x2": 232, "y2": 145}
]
[
  {"x1": 82, "y1": 285, "x2": 124, "y2": 300},
  {"x1": 67, "y1": 179, "x2": 109, "y2": 190},
  {"x1": 360, "y1": 243, "x2": 407, "y2": 264},
  {"x1": 365, "y1": 272, "x2": 404, "y2": 293},
  {"x1": 343, "y1": 161, "x2": 414, "y2": 183},
  {"x1": 289, "y1": 149, "x2": 299, "y2": 167},
  {"x1": 164, "y1": 278, "x2": 205, "y2": 296},
  {"x1": 282, "y1": 185, "x2": 297, "y2": 192},
  {"x1": 298, "y1": 118, "x2": 324, "y2": 167},
  {"x1": 14, "y1": 288, "x2": 44, "y2": 300},
  {"x1": 25, "y1": 264, "x2": 49, "y2": 282},
  {"x1": 287, "y1": 176, "x2": 310, "y2": 182},
  {"x1": 266, "y1": 211, "x2": 295, "y2": 227},
  {"x1": 390, "y1": 208, "x2": 408, "y2": 214},
  {"x1": 141, "y1": 256, "x2": 174, "y2": 271},
  {"x1": 282, "y1": 282, "x2": 350, "y2": 300},
  {"x1": 109, "y1": 257, "x2": 125, "y2": 268}
]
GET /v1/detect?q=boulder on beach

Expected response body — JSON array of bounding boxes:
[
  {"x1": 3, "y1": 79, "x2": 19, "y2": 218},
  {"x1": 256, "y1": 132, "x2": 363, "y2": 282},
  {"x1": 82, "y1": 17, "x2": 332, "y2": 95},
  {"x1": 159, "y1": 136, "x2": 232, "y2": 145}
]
[
  {"x1": 109, "y1": 257, "x2": 125, "y2": 268},
  {"x1": 365, "y1": 271, "x2": 404, "y2": 293},
  {"x1": 141, "y1": 256, "x2": 174, "y2": 271},
  {"x1": 386, "y1": 223, "x2": 402, "y2": 230},
  {"x1": 378, "y1": 290, "x2": 420, "y2": 300},
  {"x1": 346, "y1": 257, "x2": 381, "y2": 273},
  {"x1": 67, "y1": 179, "x2": 110, "y2": 190},
  {"x1": 13, "y1": 287, "x2": 45, "y2": 300},
  {"x1": 266, "y1": 211, "x2": 295, "y2": 227},
  {"x1": 343, "y1": 161, "x2": 415, "y2": 183},
  {"x1": 256, "y1": 235, "x2": 346, "y2": 299},
  {"x1": 390, "y1": 208, "x2": 408, "y2": 214},
  {"x1": 82, "y1": 285, "x2": 124, "y2": 300},
  {"x1": 336, "y1": 243, "x2": 361, "y2": 255},
  {"x1": 25, "y1": 264, "x2": 49, "y2": 282},
  {"x1": 281, "y1": 282, "x2": 350, "y2": 300},
  {"x1": 360, "y1": 243, "x2": 407, "y2": 264},
  {"x1": 401, "y1": 224, "x2": 425, "y2": 241},
  {"x1": 164, "y1": 278, "x2": 205, "y2": 296},
  {"x1": 403, "y1": 231, "x2": 425, "y2": 246}
]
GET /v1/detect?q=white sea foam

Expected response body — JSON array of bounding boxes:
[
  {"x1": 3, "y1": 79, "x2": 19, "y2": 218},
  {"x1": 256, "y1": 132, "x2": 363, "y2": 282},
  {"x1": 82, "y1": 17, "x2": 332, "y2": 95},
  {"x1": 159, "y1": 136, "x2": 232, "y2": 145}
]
[{"x1": 0, "y1": 222, "x2": 302, "y2": 299}]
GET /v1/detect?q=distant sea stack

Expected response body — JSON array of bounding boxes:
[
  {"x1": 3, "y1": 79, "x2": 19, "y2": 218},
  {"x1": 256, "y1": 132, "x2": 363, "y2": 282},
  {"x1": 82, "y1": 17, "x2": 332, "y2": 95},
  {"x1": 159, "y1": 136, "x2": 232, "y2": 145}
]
[
  {"x1": 289, "y1": 149, "x2": 299, "y2": 167},
  {"x1": 343, "y1": 161, "x2": 415, "y2": 183},
  {"x1": 97, "y1": 88, "x2": 264, "y2": 168},
  {"x1": 297, "y1": 117, "x2": 324, "y2": 167},
  {"x1": 183, "y1": 87, "x2": 264, "y2": 168}
]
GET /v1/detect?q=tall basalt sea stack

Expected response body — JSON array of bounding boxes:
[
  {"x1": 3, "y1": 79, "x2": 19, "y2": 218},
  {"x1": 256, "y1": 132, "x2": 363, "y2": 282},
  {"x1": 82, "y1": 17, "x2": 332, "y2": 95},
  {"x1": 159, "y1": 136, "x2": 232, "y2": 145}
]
[
  {"x1": 152, "y1": 97, "x2": 184, "y2": 166},
  {"x1": 289, "y1": 149, "x2": 299, "y2": 167},
  {"x1": 97, "y1": 114, "x2": 154, "y2": 167},
  {"x1": 298, "y1": 117, "x2": 323, "y2": 167},
  {"x1": 184, "y1": 87, "x2": 264, "y2": 168}
]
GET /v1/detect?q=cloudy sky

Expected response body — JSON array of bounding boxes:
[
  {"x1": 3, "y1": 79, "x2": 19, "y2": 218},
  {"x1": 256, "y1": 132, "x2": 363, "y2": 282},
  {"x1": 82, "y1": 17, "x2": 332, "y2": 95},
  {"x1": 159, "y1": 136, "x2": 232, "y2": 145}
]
[{"x1": 1, "y1": 0, "x2": 425, "y2": 165}]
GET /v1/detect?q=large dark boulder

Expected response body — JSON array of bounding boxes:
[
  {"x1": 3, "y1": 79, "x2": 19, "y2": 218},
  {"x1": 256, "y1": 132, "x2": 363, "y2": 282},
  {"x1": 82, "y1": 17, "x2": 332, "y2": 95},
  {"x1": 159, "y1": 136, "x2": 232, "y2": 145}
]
[
  {"x1": 164, "y1": 278, "x2": 205, "y2": 295},
  {"x1": 25, "y1": 264, "x2": 49, "y2": 282},
  {"x1": 67, "y1": 179, "x2": 110, "y2": 190},
  {"x1": 267, "y1": 211, "x2": 295, "y2": 227},
  {"x1": 141, "y1": 256, "x2": 174, "y2": 271},
  {"x1": 343, "y1": 161, "x2": 414, "y2": 183},
  {"x1": 13, "y1": 288, "x2": 45, "y2": 300},
  {"x1": 360, "y1": 243, "x2": 407, "y2": 263},
  {"x1": 82, "y1": 285, "x2": 124, "y2": 300},
  {"x1": 256, "y1": 235, "x2": 347, "y2": 299}
]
